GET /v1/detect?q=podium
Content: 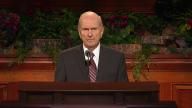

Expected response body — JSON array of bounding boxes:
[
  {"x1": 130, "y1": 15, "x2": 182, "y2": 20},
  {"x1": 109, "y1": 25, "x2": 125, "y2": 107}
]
[
  {"x1": 0, "y1": 102, "x2": 177, "y2": 108},
  {"x1": 7, "y1": 82, "x2": 159, "y2": 105}
]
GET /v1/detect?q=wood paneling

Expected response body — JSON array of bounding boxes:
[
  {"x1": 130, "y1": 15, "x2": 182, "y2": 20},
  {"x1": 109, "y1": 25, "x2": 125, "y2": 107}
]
[
  {"x1": 1, "y1": 54, "x2": 192, "y2": 82},
  {"x1": 0, "y1": 56, "x2": 54, "y2": 82},
  {"x1": 0, "y1": 0, "x2": 156, "y2": 14},
  {"x1": 0, "y1": 82, "x2": 8, "y2": 102},
  {"x1": 6, "y1": 82, "x2": 159, "y2": 104},
  {"x1": 172, "y1": 83, "x2": 192, "y2": 108},
  {"x1": 0, "y1": 0, "x2": 13, "y2": 8}
]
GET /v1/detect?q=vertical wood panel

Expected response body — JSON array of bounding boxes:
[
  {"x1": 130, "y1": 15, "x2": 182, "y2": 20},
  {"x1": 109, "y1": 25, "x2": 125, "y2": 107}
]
[
  {"x1": 172, "y1": 84, "x2": 192, "y2": 108},
  {"x1": 0, "y1": 83, "x2": 8, "y2": 102}
]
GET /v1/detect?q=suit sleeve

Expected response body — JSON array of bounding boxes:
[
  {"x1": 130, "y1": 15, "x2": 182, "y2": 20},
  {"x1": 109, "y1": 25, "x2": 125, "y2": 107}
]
[
  {"x1": 117, "y1": 53, "x2": 129, "y2": 82},
  {"x1": 55, "y1": 54, "x2": 66, "y2": 82}
]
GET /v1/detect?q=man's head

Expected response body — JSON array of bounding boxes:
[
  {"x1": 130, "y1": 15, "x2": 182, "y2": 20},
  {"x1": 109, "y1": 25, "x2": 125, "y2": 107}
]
[{"x1": 78, "y1": 11, "x2": 104, "y2": 51}]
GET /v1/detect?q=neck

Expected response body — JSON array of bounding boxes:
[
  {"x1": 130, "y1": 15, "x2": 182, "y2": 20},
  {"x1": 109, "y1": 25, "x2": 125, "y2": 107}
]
[{"x1": 84, "y1": 43, "x2": 100, "y2": 52}]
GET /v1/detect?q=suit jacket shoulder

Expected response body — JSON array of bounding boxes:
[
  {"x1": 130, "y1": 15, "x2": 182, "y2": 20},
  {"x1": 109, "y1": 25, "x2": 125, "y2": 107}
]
[
  {"x1": 97, "y1": 44, "x2": 128, "y2": 82},
  {"x1": 59, "y1": 45, "x2": 82, "y2": 57}
]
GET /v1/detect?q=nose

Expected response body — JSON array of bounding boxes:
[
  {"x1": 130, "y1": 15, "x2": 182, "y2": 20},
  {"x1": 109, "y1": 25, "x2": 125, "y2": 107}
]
[{"x1": 88, "y1": 29, "x2": 92, "y2": 37}]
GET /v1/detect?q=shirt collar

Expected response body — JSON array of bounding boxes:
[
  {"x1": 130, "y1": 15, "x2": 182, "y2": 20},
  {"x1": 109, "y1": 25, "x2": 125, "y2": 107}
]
[
  {"x1": 83, "y1": 43, "x2": 100, "y2": 66},
  {"x1": 83, "y1": 43, "x2": 100, "y2": 56}
]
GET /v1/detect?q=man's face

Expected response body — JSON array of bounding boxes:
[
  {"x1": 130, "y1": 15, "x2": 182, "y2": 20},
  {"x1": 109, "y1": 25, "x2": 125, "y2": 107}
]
[{"x1": 78, "y1": 15, "x2": 104, "y2": 50}]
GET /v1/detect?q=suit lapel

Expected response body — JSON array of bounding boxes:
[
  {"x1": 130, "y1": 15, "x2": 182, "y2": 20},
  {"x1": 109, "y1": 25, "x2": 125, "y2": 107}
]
[
  {"x1": 97, "y1": 45, "x2": 107, "y2": 81},
  {"x1": 75, "y1": 45, "x2": 89, "y2": 81}
]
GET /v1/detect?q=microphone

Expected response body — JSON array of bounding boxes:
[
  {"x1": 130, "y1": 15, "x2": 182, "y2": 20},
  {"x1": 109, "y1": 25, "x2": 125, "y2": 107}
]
[{"x1": 85, "y1": 50, "x2": 91, "y2": 65}]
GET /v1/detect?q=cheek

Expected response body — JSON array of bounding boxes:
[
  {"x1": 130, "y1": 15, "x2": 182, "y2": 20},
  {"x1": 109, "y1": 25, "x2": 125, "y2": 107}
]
[
  {"x1": 79, "y1": 32, "x2": 85, "y2": 39},
  {"x1": 81, "y1": 31, "x2": 88, "y2": 37},
  {"x1": 96, "y1": 32, "x2": 103, "y2": 39}
]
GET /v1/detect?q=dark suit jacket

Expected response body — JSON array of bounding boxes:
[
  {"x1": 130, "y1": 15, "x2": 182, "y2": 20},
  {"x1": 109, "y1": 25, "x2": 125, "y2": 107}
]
[{"x1": 55, "y1": 44, "x2": 128, "y2": 82}]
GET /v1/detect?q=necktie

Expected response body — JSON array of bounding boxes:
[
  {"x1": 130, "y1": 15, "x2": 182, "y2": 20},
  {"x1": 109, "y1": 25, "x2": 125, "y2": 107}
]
[{"x1": 89, "y1": 52, "x2": 97, "y2": 82}]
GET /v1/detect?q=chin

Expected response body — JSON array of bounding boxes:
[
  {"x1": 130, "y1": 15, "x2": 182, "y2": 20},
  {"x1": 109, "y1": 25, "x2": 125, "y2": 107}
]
[{"x1": 86, "y1": 45, "x2": 97, "y2": 50}]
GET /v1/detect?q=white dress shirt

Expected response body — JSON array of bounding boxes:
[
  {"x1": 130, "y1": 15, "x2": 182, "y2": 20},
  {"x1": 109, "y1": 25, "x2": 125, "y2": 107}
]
[{"x1": 83, "y1": 43, "x2": 100, "y2": 68}]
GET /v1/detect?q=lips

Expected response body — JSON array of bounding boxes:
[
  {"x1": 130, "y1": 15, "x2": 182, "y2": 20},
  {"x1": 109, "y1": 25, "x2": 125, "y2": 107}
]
[{"x1": 87, "y1": 39, "x2": 95, "y2": 42}]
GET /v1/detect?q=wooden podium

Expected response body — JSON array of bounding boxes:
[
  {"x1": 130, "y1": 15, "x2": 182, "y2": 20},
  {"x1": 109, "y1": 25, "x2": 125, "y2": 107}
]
[
  {"x1": 6, "y1": 82, "x2": 159, "y2": 105},
  {"x1": 0, "y1": 102, "x2": 177, "y2": 108}
]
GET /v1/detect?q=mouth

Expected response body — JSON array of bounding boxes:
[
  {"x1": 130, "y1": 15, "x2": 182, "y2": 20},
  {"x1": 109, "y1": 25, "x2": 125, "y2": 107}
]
[{"x1": 87, "y1": 39, "x2": 95, "y2": 42}]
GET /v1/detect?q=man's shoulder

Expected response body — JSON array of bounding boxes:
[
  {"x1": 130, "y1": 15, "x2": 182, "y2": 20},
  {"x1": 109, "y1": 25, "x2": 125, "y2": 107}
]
[{"x1": 60, "y1": 45, "x2": 82, "y2": 56}]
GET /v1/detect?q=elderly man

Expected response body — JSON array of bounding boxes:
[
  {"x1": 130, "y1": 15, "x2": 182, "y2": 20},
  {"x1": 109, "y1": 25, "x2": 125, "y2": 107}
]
[{"x1": 55, "y1": 11, "x2": 128, "y2": 82}]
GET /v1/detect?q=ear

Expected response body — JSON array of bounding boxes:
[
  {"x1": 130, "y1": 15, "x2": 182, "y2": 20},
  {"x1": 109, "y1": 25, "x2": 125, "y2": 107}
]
[
  {"x1": 78, "y1": 27, "x2": 82, "y2": 39},
  {"x1": 100, "y1": 27, "x2": 104, "y2": 38}
]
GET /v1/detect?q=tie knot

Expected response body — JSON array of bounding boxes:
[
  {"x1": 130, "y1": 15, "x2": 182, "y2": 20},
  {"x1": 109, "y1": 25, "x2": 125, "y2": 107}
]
[{"x1": 90, "y1": 52, "x2": 94, "y2": 59}]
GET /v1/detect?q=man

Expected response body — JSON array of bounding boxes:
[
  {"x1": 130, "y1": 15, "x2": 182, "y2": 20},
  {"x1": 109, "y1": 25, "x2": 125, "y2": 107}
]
[{"x1": 55, "y1": 11, "x2": 128, "y2": 82}]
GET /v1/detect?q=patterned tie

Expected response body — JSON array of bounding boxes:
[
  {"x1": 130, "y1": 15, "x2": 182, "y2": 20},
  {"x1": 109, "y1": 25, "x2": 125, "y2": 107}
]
[{"x1": 89, "y1": 52, "x2": 97, "y2": 82}]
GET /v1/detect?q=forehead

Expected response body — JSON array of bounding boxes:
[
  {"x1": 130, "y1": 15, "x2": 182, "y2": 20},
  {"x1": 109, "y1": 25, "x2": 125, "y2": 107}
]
[
  {"x1": 79, "y1": 14, "x2": 101, "y2": 28},
  {"x1": 81, "y1": 18, "x2": 100, "y2": 27}
]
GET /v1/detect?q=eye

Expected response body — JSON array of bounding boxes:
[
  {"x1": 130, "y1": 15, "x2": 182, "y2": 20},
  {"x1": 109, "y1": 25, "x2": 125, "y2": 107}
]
[
  {"x1": 82, "y1": 28, "x2": 89, "y2": 31},
  {"x1": 91, "y1": 28, "x2": 97, "y2": 31}
]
